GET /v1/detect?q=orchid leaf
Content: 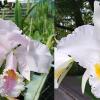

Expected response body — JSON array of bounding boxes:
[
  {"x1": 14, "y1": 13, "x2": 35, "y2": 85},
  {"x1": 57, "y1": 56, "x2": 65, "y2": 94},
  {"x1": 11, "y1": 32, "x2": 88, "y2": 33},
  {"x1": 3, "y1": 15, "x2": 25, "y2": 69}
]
[{"x1": 24, "y1": 73, "x2": 47, "y2": 100}]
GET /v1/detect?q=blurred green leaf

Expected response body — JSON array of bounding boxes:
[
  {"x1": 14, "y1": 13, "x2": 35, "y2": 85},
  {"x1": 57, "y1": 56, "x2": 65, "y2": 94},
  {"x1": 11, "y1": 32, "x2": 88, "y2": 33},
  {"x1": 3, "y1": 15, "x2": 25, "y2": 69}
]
[
  {"x1": 24, "y1": 73, "x2": 47, "y2": 100},
  {"x1": 46, "y1": 34, "x2": 54, "y2": 49},
  {"x1": 14, "y1": 0, "x2": 22, "y2": 29}
]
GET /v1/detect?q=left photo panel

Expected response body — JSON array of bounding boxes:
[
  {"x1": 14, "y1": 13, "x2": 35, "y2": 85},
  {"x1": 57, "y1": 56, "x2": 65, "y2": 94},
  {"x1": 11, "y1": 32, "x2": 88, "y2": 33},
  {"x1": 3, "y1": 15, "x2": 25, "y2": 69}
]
[{"x1": 0, "y1": 0, "x2": 54, "y2": 100}]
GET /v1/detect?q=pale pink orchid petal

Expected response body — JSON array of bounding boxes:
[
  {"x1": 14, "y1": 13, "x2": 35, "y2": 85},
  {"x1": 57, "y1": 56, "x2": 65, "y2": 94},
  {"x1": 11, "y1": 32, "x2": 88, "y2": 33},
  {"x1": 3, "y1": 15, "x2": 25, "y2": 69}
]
[
  {"x1": 14, "y1": 47, "x2": 31, "y2": 80},
  {"x1": 27, "y1": 40, "x2": 52, "y2": 73},
  {"x1": 0, "y1": 19, "x2": 22, "y2": 68},
  {"x1": 0, "y1": 19, "x2": 21, "y2": 35},
  {"x1": 9, "y1": 34, "x2": 29, "y2": 47},
  {"x1": 5, "y1": 52, "x2": 17, "y2": 71}
]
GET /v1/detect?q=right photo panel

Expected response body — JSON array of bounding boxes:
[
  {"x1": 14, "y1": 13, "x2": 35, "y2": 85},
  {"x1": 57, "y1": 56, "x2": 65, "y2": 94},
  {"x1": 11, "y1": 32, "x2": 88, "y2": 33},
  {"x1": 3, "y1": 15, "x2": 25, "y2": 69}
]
[{"x1": 54, "y1": 0, "x2": 100, "y2": 100}]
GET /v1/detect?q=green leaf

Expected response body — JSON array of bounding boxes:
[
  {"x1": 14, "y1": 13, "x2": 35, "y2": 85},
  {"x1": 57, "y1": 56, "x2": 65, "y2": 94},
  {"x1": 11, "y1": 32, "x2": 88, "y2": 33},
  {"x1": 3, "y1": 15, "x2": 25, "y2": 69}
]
[
  {"x1": 24, "y1": 73, "x2": 47, "y2": 100},
  {"x1": 14, "y1": 0, "x2": 22, "y2": 29},
  {"x1": 0, "y1": 96, "x2": 7, "y2": 100},
  {"x1": 46, "y1": 34, "x2": 54, "y2": 49},
  {"x1": 32, "y1": 31, "x2": 42, "y2": 41}
]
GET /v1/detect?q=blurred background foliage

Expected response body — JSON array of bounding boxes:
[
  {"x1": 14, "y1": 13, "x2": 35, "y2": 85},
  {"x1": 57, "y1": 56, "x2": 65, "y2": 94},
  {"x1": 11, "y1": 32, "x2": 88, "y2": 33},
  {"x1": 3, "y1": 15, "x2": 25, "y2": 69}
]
[
  {"x1": 55, "y1": 0, "x2": 94, "y2": 76},
  {"x1": 55, "y1": 0, "x2": 93, "y2": 40},
  {"x1": 0, "y1": 0, "x2": 54, "y2": 100}
]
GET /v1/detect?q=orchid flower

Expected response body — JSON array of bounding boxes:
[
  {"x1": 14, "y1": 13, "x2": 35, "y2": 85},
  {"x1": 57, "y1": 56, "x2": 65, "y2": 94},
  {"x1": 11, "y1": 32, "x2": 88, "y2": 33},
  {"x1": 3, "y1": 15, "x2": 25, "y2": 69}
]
[
  {"x1": 55, "y1": 1, "x2": 100, "y2": 98},
  {"x1": 0, "y1": 19, "x2": 52, "y2": 98},
  {"x1": 0, "y1": 52, "x2": 25, "y2": 98},
  {"x1": 0, "y1": 19, "x2": 52, "y2": 81}
]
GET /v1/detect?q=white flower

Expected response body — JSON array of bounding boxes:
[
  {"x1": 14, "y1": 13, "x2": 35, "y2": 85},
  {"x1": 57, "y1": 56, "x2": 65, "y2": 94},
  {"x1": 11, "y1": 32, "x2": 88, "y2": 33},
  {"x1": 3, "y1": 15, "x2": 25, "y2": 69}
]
[
  {"x1": 55, "y1": 1, "x2": 100, "y2": 98},
  {"x1": 0, "y1": 52, "x2": 25, "y2": 97}
]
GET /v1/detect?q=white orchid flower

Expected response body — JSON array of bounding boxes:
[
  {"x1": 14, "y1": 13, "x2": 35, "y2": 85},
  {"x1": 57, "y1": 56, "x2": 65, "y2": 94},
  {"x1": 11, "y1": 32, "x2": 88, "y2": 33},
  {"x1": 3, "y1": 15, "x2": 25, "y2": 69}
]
[
  {"x1": 0, "y1": 52, "x2": 25, "y2": 98},
  {"x1": 54, "y1": 48, "x2": 73, "y2": 88},
  {"x1": 55, "y1": 1, "x2": 100, "y2": 98}
]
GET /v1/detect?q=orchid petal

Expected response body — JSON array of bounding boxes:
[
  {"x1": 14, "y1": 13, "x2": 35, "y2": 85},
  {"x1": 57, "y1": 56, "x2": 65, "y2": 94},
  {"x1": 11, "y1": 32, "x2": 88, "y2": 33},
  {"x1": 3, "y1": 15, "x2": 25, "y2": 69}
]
[
  {"x1": 0, "y1": 19, "x2": 23, "y2": 68},
  {"x1": 54, "y1": 48, "x2": 73, "y2": 88},
  {"x1": 15, "y1": 47, "x2": 31, "y2": 80},
  {"x1": 0, "y1": 19, "x2": 21, "y2": 35},
  {"x1": 10, "y1": 34, "x2": 29, "y2": 47},
  {"x1": 5, "y1": 52, "x2": 17, "y2": 71},
  {"x1": 82, "y1": 69, "x2": 89, "y2": 94},
  {"x1": 27, "y1": 40, "x2": 52, "y2": 73},
  {"x1": 54, "y1": 48, "x2": 73, "y2": 70},
  {"x1": 89, "y1": 76, "x2": 100, "y2": 98},
  {"x1": 16, "y1": 55, "x2": 30, "y2": 81}
]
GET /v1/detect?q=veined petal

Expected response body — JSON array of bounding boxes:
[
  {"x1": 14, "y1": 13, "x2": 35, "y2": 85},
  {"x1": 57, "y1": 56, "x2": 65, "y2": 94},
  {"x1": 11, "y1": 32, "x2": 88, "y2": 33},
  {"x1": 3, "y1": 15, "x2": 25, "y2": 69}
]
[
  {"x1": 15, "y1": 39, "x2": 52, "y2": 73},
  {"x1": 54, "y1": 48, "x2": 73, "y2": 70},
  {"x1": 10, "y1": 34, "x2": 29, "y2": 47},
  {"x1": 0, "y1": 69, "x2": 25, "y2": 97},
  {"x1": 0, "y1": 19, "x2": 22, "y2": 68},
  {"x1": 14, "y1": 46, "x2": 31, "y2": 80},
  {"x1": 0, "y1": 19, "x2": 21, "y2": 35},
  {"x1": 5, "y1": 52, "x2": 17, "y2": 71},
  {"x1": 27, "y1": 40, "x2": 52, "y2": 73},
  {"x1": 57, "y1": 25, "x2": 100, "y2": 68},
  {"x1": 82, "y1": 69, "x2": 89, "y2": 94}
]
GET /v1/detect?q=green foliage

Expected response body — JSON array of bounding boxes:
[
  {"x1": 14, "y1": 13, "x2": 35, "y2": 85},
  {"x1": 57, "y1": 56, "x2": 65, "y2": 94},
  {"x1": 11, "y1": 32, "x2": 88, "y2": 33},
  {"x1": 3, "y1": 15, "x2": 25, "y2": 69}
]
[
  {"x1": 14, "y1": 0, "x2": 22, "y2": 29},
  {"x1": 22, "y1": 0, "x2": 54, "y2": 45},
  {"x1": 55, "y1": 0, "x2": 93, "y2": 40}
]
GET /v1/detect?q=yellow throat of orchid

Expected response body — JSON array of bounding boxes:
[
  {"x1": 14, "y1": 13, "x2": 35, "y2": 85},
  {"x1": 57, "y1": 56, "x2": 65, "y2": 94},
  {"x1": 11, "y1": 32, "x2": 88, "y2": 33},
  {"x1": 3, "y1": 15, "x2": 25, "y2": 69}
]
[
  {"x1": 6, "y1": 70, "x2": 18, "y2": 80},
  {"x1": 95, "y1": 63, "x2": 100, "y2": 78},
  {"x1": 55, "y1": 68, "x2": 65, "y2": 80}
]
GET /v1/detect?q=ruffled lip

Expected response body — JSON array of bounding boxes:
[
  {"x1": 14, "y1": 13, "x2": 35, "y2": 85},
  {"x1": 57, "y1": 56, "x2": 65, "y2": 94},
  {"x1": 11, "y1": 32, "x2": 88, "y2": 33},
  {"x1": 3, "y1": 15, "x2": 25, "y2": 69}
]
[{"x1": 0, "y1": 69, "x2": 25, "y2": 97}]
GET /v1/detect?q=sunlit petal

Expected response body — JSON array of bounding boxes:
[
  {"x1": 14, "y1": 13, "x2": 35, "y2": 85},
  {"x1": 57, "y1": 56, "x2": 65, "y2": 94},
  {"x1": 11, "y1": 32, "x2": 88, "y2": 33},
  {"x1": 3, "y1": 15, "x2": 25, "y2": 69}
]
[{"x1": 57, "y1": 25, "x2": 100, "y2": 68}]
